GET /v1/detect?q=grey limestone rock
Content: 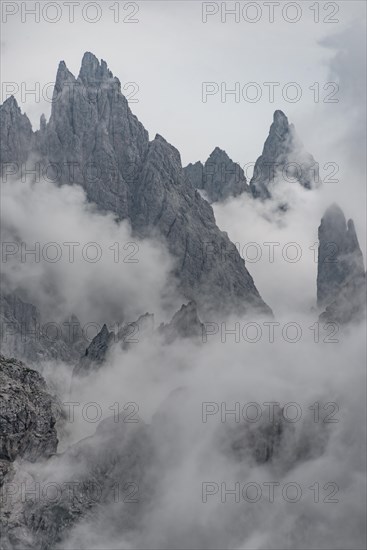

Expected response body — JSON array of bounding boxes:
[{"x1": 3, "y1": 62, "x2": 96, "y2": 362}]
[
  {"x1": 184, "y1": 147, "x2": 250, "y2": 203},
  {"x1": 74, "y1": 312, "x2": 154, "y2": 378},
  {"x1": 73, "y1": 323, "x2": 114, "y2": 377},
  {"x1": 74, "y1": 302, "x2": 203, "y2": 377},
  {"x1": 0, "y1": 355, "x2": 58, "y2": 464},
  {"x1": 317, "y1": 204, "x2": 365, "y2": 316},
  {"x1": 0, "y1": 291, "x2": 87, "y2": 365},
  {"x1": 319, "y1": 271, "x2": 366, "y2": 325},
  {"x1": 0, "y1": 96, "x2": 33, "y2": 166},
  {"x1": 0, "y1": 415, "x2": 152, "y2": 550},
  {"x1": 158, "y1": 301, "x2": 204, "y2": 343},
  {"x1": 250, "y1": 110, "x2": 319, "y2": 200},
  {"x1": 0, "y1": 53, "x2": 271, "y2": 318}
]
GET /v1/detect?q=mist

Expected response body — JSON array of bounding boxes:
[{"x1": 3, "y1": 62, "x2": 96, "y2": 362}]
[
  {"x1": 1, "y1": 175, "x2": 178, "y2": 326},
  {"x1": 17, "y1": 305, "x2": 364, "y2": 550},
  {"x1": 1, "y1": 6, "x2": 366, "y2": 550}
]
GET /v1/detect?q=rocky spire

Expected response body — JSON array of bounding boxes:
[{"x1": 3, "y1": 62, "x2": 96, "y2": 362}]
[
  {"x1": 74, "y1": 313, "x2": 154, "y2": 378},
  {"x1": 0, "y1": 52, "x2": 272, "y2": 317},
  {"x1": 0, "y1": 95, "x2": 33, "y2": 165},
  {"x1": 159, "y1": 301, "x2": 204, "y2": 343},
  {"x1": 184, "y1": 146, "x2": 250, "y2": 203},
  {"x1": 74, "y1": 323, "x2": 114, "y2": 377},
  {"x1": 317, "y1": 204, "x2": 365, "y2": 323},
  {"x1": 54, "y1": 60, "x2": 76, "y2": 93},
  {"x1": 78, "y1": 51, "x2": 114, "y2": 85},
  {"x1": 250, "y1": 110, "x2": 318, "y2": 200}
]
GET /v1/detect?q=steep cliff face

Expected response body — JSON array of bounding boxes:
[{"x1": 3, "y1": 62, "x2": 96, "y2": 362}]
[
  {"x1": 0, "y1": 357, "x2": 342, "y2": 550},
  {"x1": 128, "y1": 133, "x2": 268, "y2": 314},
  {"x1": 73, "y1": 312, "x2": 154, "y2": 378},
  {"x1": 1, "y1": 413, "x2": 152, "y2": 550},
  {"x1": 317, "y1": 204, "x2": 366, "y2": 323},
  {"x1": 73, "y1": 303, "x2": 202, "y2": 378},
  {"x1": 43, "y1": 53, "x2": 150, "y2": 219},
  {"x1": 0, "y1": 52, "x2": 271, "y2": 317},
  {"x1": 250, "y1": 110, "x2": 318, "y2": 200},
  {"x1": 183, "y1": 147, "x2": 250, "y2": 203},
  {"x1": 158, "y1": 301, "x2": 204, "y2": 343},
  {"x1": 0, "y1": 355, "x2": 58, "y2": 464},
  {"x1": 0, "y1": 96, "x2": 33, "y2": 166},
  {"x1": 0, "y1": 291, "x2": 87, "y2": 364},
  {"x1": 0, "y1": 354, "x2": 59, "y2": 502}
]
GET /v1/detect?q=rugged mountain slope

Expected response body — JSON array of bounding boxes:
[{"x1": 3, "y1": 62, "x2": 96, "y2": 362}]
[
  {"x1": 0, "y1": 291, "x2": 87, "y2": 364},
  {"x1": 1, "y1": 354, "x2": 329, "y2": 550},
  {"x1": 1, "y1": 415, "x2": 151, "y2": 550},
  {"x1": 0, "y1": 354, "x2": 58, "y2": 494},
  {"x1": 183, "y1": 147, "x2": 250, "y2": 203},
  {"x1": 74, "y1": 312, "x2": 154, "y2": 377},
  {"x1": 158, "y1": 301, "x2": 204, "y2": 343},
  {"x1": 317, "y1": 204, "x2": 366, "y2": 323},
  {"x1": 0, "y1": 52, "x2": 271, "y2": 317},
  {"x1": 250, "y1": 110, "x2": 318, "y2": 200},
  {"x1": 0, "y1": 95, "x2": 33, "y2": 165},
  {"x1": 74, "y1": 302, "x2": 203, "y2": 378}
]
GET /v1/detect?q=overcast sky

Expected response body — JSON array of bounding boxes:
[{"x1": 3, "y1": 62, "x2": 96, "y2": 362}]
[{"x1": 1, "y1": 1, "x2": 365, "y2": 167}]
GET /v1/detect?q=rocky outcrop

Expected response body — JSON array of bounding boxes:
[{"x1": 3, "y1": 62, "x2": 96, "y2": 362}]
[
  {"x1": 74, "y1": 303, "x2": 204, "y2": 377},
  {"x1": 0, "y1": 291, "x2": 87, "y2": 364},
  {"x1": 0, "y1": 53, "x2": 271, "y2": 318},
  {"x1": 0, "y1": 96, "x2": 33, "y2": 166},
  {"x1": 127, "y1": 132, "x2": 270, "y2": 315},
  {"x1": 43, "y1": 53, "x2": 149, "y2": 219},
  {"x1": 317, "y1": 204, "x2": 365, "y2": 323},
  {"x1": 319, "y1": 271, "x2": 366, "y2": 325},
  {"x1": 0, "y1": 414, "x2": 152, "y2": 550},
  {"x1": 0, "y1": 355, "x2": 58, "y2": 465},
  {"x1": 0, "y1": 359, "x2": 334, "y2": 550},
  {"x1": 250, "y1": 110, "x2": 318, "y2": 200},
  {"x1": 73, "y1": 323, "x2": 114, "y2": 377},
  {"x1": 158, "y1": 301, "x2": 204, "y2": 343},
  {"x1": 183, "y1": 147, "x2": 250, "y2": 203},
  {"x1": 0, "y1": 354, "x2": 150, "y2": 550},
  {"x1": 74, "y1": 312, "x2": 154, "y2": 377}
]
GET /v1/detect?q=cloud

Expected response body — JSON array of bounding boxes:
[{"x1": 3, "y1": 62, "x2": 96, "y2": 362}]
[
  {"x1": 1, "y1": 175, "x2": 179, "y2": 326},
  {"x1": 32, "y1": 311, "x2": 366, "y2": 550}
]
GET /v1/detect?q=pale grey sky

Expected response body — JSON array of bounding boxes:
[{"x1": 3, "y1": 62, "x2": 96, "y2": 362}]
[{"x1": 1, "y1": 0, "x2": 365, "y2": 169}]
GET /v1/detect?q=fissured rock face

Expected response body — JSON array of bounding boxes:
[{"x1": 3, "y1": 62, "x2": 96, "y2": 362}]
[
  {"x1": 0, "y1": 355, "x2": 58, "y2": 463},
  {"x1": 0, "y1": 95, "x2": 34, "y2": 165},
  {"x1": 317, "y1": 204, "x2": 365, "y2": 308},
  {"x1": 250, "y1": 110, "x2": 318, "y2": 200},
  {"x1": 0, "y1": 52, "x2": 271, "y2": 317},
  {"x1": 317, "y1": 204, "x2": 366, "y2": 323},
  {"x1": 184, "y1": 147, "x2": 250, "y2": 203},
  {"x1": 0, "y1": 291, "x2": 87, "y2": 364}
]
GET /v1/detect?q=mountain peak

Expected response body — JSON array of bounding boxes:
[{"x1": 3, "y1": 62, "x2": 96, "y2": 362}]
[
  {"x1": 320, "y1": 203, "x2": 348, "y2": 236},
  {"x1": 1, "y1": 95, "x2": 20, "y2": 112},
  {"x1": 250, "y1": 110, "x2": 317, "y2": 200},
  {"x1": 0, "y1": 95, "x2": 33, "y2": 164},
  {"x1": 273, "y1": 109, "x2": 288, "y2": 124},
  {"x1": 271, "y1": 109, "x2": 289, "y2": 137},
  {"x1": 208, "y1": 147, "x2": 230, "y2": 162},
  {"x1": 211, "y1": 146, "x2": 226, "y2": 155},
  {"x1": 0, "y1": 53, "x2": 271, "y2": 317},
  {"x1": 323, "y1": 202, "x2": 345, "y2": 221},
  {"x1": 317, "y1": 203, "x2": 365, "y2": 309},
  {"x1": 184, "y1": 147, "x2": 249, "y2": 203},
  {"x1": 78, "y1": 52, "x2": 113, "y2": 85},
  {"x1": 81, "y1": 51, "x2": 99, "y2": 65},
  {"x1": 55, "y1": 60, "x2": 76, "y2": 91}
]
